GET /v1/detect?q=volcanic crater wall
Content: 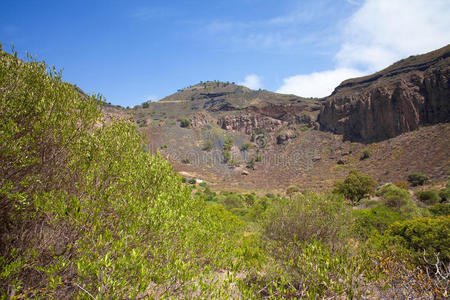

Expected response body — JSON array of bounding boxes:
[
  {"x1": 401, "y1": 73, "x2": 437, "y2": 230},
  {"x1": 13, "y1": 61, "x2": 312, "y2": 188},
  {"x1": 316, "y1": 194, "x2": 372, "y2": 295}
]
[{"x1": 318, "y1": 45, "x2": 450, "y2": 142}]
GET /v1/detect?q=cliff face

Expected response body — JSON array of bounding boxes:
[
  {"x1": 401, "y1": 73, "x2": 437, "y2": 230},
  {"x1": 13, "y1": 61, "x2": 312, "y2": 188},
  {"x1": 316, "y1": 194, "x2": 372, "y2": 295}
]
[{"x1": 319, "y1": 45, "x2": 450, "y2": 142}]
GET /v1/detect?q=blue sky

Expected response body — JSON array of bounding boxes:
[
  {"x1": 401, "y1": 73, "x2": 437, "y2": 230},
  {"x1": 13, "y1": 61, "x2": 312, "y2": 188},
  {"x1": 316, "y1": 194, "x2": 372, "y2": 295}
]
[{"x1": 1, "y1": 0, "x2": 449, "y2": 107}]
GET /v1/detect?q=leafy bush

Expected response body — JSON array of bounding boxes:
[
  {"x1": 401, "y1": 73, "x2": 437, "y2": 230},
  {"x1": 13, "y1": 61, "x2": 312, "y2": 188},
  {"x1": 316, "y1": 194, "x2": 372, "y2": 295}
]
[
  {"x1": 223, "y1": 137, "x2": 233, "y2": 163},
  {"x1": 333, "y1": 170, "x2": 377, "y2": 205},
  {"x1": 352, "y1": 206, "x2": 404, "y2": 239},
  {"x1": 264, "y1": 192, "x2": 351, "y2": 249},
  {"x1": 240, "y1": 143, "x2": 251, "y2": 151},
  {"x1": 182, "y1": 158, "x2": 190, "y2": 164},
  {"x1": 386, "y1": 216, "x2": 450, "y2": 264},
  {"x1": 142, "y1": 102, "x2": 149, "y2": 108},
  {"x1": 178, "y1": 118, "x2": 191, "y2": 128},
  {"x1": 417, "y1": 190, "x2": 440, "y2": 205},
  {"x1": 407, "y1": 172, "x2": 429, "y2": 186},
  {"x1": 439, "y1": 188, "x2": 450, "y2": 202},
  {"x1": 360, "y1": 149, "x2": 371, "y2": 160},
  {"x1": 429, "y1": 203, "x2": 450, "y2": 216},
  {"x1": 188, "y1": 178, "x2": 196, "y2": 184},
  {"x1": 223, "y1": 136, "x2": 233, "y2": 151},
  {"x1": 376, "y1": 183, "x2": 409, "y2": 208},
  {"x1": 394, "y1": 180, "x2": 409, "y2": 190}
]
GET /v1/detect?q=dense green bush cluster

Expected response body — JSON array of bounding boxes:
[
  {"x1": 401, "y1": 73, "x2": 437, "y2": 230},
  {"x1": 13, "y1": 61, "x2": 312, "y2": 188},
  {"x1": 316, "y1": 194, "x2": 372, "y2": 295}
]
[
  {"x1": 333, "y1": 170, "x2": 378, "y2": 205},
  {"x1": 178, "y1": 117, "x2": 191, "y2": 128},
  {"x1": 408, "y1": 172, "x2": 429, "y2": 186}
]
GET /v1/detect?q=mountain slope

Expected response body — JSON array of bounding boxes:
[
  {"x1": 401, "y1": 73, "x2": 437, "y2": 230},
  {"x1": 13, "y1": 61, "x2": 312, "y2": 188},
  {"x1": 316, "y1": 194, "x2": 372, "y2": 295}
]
[{"x1": 319, "y1": 44, "x2": 450, "y2": 142}]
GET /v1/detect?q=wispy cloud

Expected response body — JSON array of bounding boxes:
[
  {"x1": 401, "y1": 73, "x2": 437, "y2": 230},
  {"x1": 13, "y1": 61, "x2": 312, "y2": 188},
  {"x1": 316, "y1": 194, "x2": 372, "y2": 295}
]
[
  {"x1": 201, "y1": 4, "x2": 335, "y2": 53},
  {"x1": 239, "y1": 74, "x2": 262, "y2": 90},
  {"x1": 278, "y1": 0, "x2": 450, "y2": 98}
]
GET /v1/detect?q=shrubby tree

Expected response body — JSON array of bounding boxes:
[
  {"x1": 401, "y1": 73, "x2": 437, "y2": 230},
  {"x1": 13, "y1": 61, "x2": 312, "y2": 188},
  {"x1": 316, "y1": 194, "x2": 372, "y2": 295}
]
[
  {"x1": 407, "y1": 172, "x2": 429, "y2": 186},
  {"x1": 333, "y1": 170, "x2": 377, "y2": 205}
]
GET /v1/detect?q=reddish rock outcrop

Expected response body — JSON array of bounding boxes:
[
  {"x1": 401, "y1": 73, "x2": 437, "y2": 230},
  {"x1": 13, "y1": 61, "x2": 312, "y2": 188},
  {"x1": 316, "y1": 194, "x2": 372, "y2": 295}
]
[
  {"x1": 319, "y1": 44, "x2": 450, "y2": 142},
  {"x1": 218, "y1": 113, "x2": 286, "y2": 135}
]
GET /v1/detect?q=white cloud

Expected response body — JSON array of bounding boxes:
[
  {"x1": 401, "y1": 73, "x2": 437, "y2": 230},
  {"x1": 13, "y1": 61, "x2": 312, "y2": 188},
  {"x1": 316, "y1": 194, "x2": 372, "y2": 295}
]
[
  {"x1": 336, "y1": 0, "x2": 450, "y2": 71},
  {"x1": 239, "y1": 74, "x2": 262, "y2": 90},
  {"x1": 278, "y1": 0, "x2": 450, "y2": 98},
  {"x1": 277, "y1": 68, "x2": 365, "y2": 97}
]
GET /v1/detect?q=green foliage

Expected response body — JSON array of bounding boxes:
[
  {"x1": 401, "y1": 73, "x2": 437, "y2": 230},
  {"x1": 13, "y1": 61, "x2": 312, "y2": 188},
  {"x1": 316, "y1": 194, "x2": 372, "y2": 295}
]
[
  {"x1": 223, "y1": 136, "x2": 233, "y2": 163},
  {"x1": 188, "y1": 178, "x2": 196, "y2": 184},
  {"x1": 264, "y1": 192, "x2": 352, "y2": 249},
  {"x1": 417, "y1": 190, "x2": 441, "y2": 205},
  {"x1": 407, "y1": 172, "x2": 429, "y2": 186},
  {"x1": 142, "y1": 102, "x2": 149, "y2": 108},
  {"x1": 386, "y1": 216, "x2": 450, "y2": 264},
  {"x1": 160, "y1": 144, "x2": 168, "y2": 149},
  {"x1": 352, "y1": 206, "x2": 404, "y2": 239},
  {"x1": 429, "y1": 203, "x2": 450, "y2": 216},
  {"x1": 240, "y1": 143, "x2": 251, "y2": 151},
  {"x1": 223, "y1": 136, "x2": 233, "y2": 151},
  {"x1": 333, "y1": 170, "x2": 377, "y2": 205},
  {"x1": 439, "y1": 188, "x2": 450, "y2": 202},
  {"x1": 394, "y1": 180, "x2": 410, "y2": 190},
  {"x1": 178, "y1": 118, "x2": 191, "y2": 128},
  {"x1": 181, "y1": 158, "x2": 190, "y2": 164},
  {"x1": 376, "y1": 183, "x2": 409, "y2": 208},
  {"x1": 360, "y1": 149, "x2": 371, "y2": 160},
  {"x1": 300, "y1": 124, "x2": 309, "y2": 132}
]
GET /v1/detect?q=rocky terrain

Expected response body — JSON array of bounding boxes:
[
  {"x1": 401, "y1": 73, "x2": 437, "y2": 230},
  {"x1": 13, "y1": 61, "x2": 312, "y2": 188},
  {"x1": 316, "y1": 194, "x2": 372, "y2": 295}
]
[
  {"x1": 319, "y1": 44, "x2": 450, "y2": 142},
  {"x1": 106, "y1": 45, "x2": 450, "y2": 192}
]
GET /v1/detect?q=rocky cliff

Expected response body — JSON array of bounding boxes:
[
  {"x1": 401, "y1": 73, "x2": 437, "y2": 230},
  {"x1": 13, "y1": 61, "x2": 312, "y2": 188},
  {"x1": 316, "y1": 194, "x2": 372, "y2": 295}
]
[{"x1": 319, "y1": 44, "x2": 450, "y2": 142}]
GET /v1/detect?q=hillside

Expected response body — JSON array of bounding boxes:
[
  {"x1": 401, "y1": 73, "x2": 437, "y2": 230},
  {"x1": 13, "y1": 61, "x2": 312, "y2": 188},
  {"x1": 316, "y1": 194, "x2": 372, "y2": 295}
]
[
  {"x1": 319, "y1": 44, "x2": 450, "y2": 142},
  {"x1": 127, "y1": 48, "x2": 450, "y2": 191}
]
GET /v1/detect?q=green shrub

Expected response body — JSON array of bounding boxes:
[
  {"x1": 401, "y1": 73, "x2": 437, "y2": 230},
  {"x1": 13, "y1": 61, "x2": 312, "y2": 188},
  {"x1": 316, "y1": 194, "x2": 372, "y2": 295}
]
[
  {"x1": 439, "y1": 188, "x2": 450, "y2": 202},
  {"x1": 352, "y1": 206, "x2": 404, "y2": 239},
  {"x1": 241, "y1": 143, "x2": 251, "y2": 151},
  {"x1": 223, "y1": 150, "x2": 231, "y2": 163},
  {"x1": 333, "y1": 170, "x2": 378, "y2": 205},
  {"x1": 223, "y1": 136, "x2": 233, "y2": 151},
  {"x1": 417, "y1": 190, "x2": 440, "y2": 205},
  {"x1": 386, "y1": 216, "x2": 450, "y2": 264},
  {"x1": 188, "y1": 178, "x2": 196, "y2": 184},
  {"x1": 264, "y1": 192, "x2": 351, "y2": 249},
  {"x1": 182, "y1": 158, "x2": 191, "y2": 164},
  {"x1": 430, "y1": 203, "x2": 450, "y2": 216},
  {"x1": 360, "y1": 149, "x2": 371, "y2": 160},
  {"x1": 179, "y1": 118, "x2": 191, "y2": 128},
  {"x1": 394, "y1": 180, "x2": 410, "y2": 190},
  {"x1": 142, "y1": 102, "x2": 149, "y2": 108},
  {"x1": 376, "y1": 183, "x2": 409, "y2": 208},
  {"x1": 160, "y1": 144, "x2": 168, "y2": 149},
  {"x1": 407, "y1": 172, "x2": 429, "y2": 186}
]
